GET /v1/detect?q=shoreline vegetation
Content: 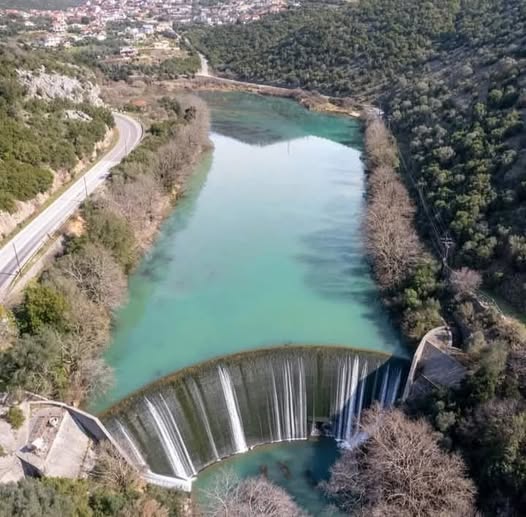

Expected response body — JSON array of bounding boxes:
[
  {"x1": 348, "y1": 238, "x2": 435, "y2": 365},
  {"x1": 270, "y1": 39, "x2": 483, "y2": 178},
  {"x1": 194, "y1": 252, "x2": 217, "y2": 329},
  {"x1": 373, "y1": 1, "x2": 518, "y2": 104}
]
[
  {"x1": 172, "y1": 76, "x2": 365, "y2": 118},
  {"x1": 363, "y1": 115, "x2": 444, "y2": 344},
  {"x1": 0, "y1": 94, "x2": 211, "y2": 407},
  {"x1": 0, "y1": 92, "x2": 212, "y2": 515}
]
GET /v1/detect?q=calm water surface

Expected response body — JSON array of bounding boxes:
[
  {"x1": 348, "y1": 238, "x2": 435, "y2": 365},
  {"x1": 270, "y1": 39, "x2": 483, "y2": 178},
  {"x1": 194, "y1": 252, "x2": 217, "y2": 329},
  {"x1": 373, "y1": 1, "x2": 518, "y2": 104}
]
[{"x1": 96, "y1": 92, "x2": 403, "y2": 409}]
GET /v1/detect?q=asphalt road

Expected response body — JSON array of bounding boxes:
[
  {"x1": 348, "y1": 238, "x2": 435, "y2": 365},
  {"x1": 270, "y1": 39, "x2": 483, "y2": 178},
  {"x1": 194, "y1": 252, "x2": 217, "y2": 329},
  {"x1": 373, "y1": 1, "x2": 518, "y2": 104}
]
[{"x1": 0, "y1": 112, "x2": 143, "y2": 296}]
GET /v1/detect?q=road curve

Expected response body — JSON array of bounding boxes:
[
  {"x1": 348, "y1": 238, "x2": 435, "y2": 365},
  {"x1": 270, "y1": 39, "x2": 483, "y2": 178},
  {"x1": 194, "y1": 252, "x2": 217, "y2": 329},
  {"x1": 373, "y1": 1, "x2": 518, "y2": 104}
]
[{"x1": 0, "y1": 112, "x2": 143, "y2": 296}]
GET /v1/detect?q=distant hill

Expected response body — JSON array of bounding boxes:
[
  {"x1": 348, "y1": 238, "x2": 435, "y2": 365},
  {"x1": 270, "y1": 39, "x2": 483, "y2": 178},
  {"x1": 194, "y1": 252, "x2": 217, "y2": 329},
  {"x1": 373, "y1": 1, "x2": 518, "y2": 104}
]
[{"x1": 0, "y1": 0, "x2": 83, "y2": 10}]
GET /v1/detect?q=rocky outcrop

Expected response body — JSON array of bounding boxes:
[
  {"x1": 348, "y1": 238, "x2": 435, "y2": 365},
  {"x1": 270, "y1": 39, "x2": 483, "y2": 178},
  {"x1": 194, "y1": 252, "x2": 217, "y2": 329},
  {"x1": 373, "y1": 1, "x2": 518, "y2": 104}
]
[{"x1": 17, "y1": 67, "x2": 103, "y2": 106}]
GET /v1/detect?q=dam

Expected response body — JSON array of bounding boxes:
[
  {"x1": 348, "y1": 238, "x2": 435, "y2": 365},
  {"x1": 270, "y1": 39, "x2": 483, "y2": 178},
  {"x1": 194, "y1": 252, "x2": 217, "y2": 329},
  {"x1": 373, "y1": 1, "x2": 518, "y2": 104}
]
[{"x1": 102, "y1": 347, "x2": 406, "y2": 484}]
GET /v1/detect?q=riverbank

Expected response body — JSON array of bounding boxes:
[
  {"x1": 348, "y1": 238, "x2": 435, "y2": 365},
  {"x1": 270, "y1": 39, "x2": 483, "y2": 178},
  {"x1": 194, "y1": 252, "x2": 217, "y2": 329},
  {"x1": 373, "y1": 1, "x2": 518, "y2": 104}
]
[
  {"x1": 362, "y1": 114, "x2": 444, "y2": 346},
  {"x1": 174, "y1": 76, "x2": 365, "y2": 117},
  {"x1": 0, "y1": 95, "x2": 212, "y2": 407}
]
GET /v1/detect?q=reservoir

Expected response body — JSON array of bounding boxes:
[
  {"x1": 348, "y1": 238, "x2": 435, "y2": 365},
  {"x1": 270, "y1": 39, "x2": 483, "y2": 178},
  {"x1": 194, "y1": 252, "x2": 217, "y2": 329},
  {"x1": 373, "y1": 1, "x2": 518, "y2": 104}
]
[
  {"x1": 96, "y1": 92, "x2": 404, "y2": 411},
  {"x1": 97, "y1": 92, "x2": 407, "y2": 512}
]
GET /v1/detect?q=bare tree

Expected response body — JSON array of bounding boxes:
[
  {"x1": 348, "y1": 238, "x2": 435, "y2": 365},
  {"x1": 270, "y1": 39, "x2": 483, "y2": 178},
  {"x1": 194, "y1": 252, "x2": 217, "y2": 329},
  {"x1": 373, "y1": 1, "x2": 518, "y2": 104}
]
[
  {"x1": 198, "y1": 469, "x2": 307, "y2": 517},
  {"x1": 323, "y1": 407, "x2": 476, "y2": 517},
  {"x1": 450, "y1": 267, "x2": 482, "y2": 299},
  {"x1": 109, "y1": 174, "x2": 163, "y2": 225},
  {"x1": 153, "y1": 100, "x2": 212, "y2": 193},
  {"x1": 92, "y1": 440, "x2": 141, "y2": 493},
  {"x1": 363, "y1": 117, "x2": 423, "y2": 289},
  {"x1": 56, "y1": 243, "x2": 127, "y2": 310},
  {"x1": 364, "y1": 116, "x2": 399, "y2": 170},
  {"x1": 136, "y1": 498, "x2": 169, "y2": 517}
]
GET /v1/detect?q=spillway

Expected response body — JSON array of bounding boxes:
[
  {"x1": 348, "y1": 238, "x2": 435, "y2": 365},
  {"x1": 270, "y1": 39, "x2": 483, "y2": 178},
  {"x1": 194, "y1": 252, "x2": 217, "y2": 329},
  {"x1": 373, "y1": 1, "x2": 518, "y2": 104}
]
[{"x1": 103, "y1": 346, "x2": 407, "y2": 483}]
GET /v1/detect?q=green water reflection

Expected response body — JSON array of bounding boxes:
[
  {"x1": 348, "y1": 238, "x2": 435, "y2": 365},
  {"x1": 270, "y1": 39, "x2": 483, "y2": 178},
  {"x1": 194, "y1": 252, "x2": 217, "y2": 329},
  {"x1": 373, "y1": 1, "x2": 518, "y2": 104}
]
[{"x1": 95, "y1": 92, "x2": 404, "y2": 411}]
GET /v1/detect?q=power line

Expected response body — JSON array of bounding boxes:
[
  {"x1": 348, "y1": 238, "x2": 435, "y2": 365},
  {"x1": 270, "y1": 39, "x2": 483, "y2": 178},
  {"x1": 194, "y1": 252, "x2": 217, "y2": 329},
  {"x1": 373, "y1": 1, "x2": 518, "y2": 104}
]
[{"x1": 385, "y1": 116, "x2": 454, "y2": 264}]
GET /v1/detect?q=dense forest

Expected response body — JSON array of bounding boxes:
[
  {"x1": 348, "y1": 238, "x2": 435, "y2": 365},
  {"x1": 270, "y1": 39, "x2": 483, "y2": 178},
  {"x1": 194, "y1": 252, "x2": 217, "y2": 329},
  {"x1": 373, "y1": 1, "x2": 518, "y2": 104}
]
[
  {"x1": 0, "y1": 45, "x2": 113, "y2": 214},
  {"x1": 189, "y1": 0, "x2": 460, "y2": 97},
  {"x1": 191, "y1": 1, "x2": 526, "y2": 514},
  {"x1": 190, "y1": 0, "x2": 526, "y2": 313}
]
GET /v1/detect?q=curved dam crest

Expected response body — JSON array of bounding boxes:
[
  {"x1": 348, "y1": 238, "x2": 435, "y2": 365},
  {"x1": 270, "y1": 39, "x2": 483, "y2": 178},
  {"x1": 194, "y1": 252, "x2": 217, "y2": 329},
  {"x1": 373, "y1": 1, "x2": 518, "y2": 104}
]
[{"x1": 102, "y1": 346, "x2": 408, "y2": 482}]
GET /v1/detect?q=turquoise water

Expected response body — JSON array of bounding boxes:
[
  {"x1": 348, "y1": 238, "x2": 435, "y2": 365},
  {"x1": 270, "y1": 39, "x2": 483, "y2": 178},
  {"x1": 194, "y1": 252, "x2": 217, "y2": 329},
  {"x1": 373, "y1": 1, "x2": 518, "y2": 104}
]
[
  {"x1": 95, "y1": 92, "x2": 403, "y2": 411},
  {"x1": 194, "y1": 438, "x2": 344, "y2": 516}
]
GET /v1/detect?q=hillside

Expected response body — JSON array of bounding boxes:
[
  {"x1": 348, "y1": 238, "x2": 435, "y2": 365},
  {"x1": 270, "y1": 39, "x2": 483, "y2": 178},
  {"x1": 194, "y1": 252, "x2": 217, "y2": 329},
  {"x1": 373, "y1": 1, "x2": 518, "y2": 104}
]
[
  {"x1": 189, "y1": 0, "x2": 460, "y2": 98},
  {"x1": 0, "y1": 45, "x2": 113, "y2": 238},
  {"x1": 190, "y1": 0, "x2": 526, "y2": 310}
]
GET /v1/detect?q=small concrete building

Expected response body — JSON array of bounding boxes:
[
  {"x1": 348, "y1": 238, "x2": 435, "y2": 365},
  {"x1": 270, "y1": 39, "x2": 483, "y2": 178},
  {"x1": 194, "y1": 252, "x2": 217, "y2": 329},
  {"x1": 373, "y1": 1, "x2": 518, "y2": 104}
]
[
  {"x1": 17, "y1": 404, "x2": 95, "y2": 478},
  {"x1": 0, "y1": 397, "x2": 109, "y2": 484}
]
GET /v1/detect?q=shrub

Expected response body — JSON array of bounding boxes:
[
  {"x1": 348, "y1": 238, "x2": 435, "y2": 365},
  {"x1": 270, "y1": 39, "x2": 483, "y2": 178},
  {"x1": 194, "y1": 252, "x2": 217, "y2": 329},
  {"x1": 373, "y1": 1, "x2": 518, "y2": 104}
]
[
  {"x1": 5, "y1": 406, "x2": 24, "y2": 430},
  {"x1": 402, "y1": 299, "x2": 443, "y2": 343},
  {"x1": 17, "y1": 283, "x2": 70, "y2": 335},
  {"x1": 83, "y1": 205, "x2": 136, "y2": 270}
]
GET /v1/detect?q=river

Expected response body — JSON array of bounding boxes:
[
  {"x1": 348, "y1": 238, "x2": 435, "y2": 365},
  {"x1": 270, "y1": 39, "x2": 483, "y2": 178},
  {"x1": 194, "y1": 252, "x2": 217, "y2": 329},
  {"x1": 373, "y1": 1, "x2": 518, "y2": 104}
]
[{"x1": 96, "y1": 92, "x2": 405, "y2": 512}]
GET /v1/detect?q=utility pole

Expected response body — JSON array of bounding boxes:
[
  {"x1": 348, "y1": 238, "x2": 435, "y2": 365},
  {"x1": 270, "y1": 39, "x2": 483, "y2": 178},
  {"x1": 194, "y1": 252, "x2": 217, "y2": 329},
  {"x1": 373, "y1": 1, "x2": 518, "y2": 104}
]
[
  {"x1": 83, "y1": 176, "x2": 89, "y2": 198},
  {"x1": 440, "y1": 236, "x2": 454, "y2": 275},
  {"x1": 12, "y1": 242, "x2": 21, "y2": 275}
]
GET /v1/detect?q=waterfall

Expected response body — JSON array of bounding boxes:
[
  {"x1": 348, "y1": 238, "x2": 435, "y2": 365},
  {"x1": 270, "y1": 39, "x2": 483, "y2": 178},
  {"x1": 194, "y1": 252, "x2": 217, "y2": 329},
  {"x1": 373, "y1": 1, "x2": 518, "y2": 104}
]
[
  {"x1": 332, "y1": 355, "x2": 362, "y2": 442},
  {"x1": 103, "y1": 347, "x2": 408, "y2": 481},
  {"x1": 332, "y1": 355, "x2": 348, "y2": 440},
  {"x1": 344, "y1": 355, "x2": 361, "y2": 442},
  {"x1": 145, "y1": 396, "x2": 196, "y2": 479},
  {"x1": 218, "y1": 366, "x2": 248, "y2": 453},
  {"x1": 297, "y1": 358, "x2": 307, "y2": 439},
  {"x1": 280, "y1": 358, "x2": 307, "y2": 440},
  {"x1": 354, "y1": 362, "x2": 368, "y2": 432},
  {"x1": 388, "y1": 367, "x2": 402, "y2": 406},
  {"x1": 379, "y1": 363, "x2": 390, "y2": 407},
  {"x1": 271, "y1": 369, "x2": 282, "y2": 442},
  {"x1": 188, "y1": 378, "x2": 220, "y2": 460},
  {"x1": 117, "y1": 421, "x2": 147, "y2": 467}
]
